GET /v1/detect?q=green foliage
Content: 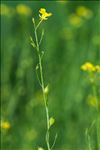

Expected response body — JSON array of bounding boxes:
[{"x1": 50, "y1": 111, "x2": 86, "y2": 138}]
[{"x1": 1, "y1": 1, "x2": 100, "y2": 150}]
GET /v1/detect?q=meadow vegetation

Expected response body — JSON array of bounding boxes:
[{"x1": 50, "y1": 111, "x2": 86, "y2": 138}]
[{"x1": 1, "y1": 1, "x2": 100, "y2": 150}]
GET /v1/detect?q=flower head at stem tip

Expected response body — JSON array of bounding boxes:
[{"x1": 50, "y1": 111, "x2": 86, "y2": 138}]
[{"x1": 39, "y1": 8, "x2": 52, "y2": 20}]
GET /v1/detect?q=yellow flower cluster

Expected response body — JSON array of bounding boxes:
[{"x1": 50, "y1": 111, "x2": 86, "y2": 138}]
[
  {"x1": 39, "y1": 8, "x2": 52, "y2": 20},
  {"x1": 16, "y1": 4, "x2": 32, "y2": 16},
  {"x1": 0, "y1": 4, "x2": 32, "y2": 16},
  {"x1": 87, "y1": 95, "x2": 99, "y2": 108},
  {"x1": 0, "y1": 4, "x2": 15, "y2": 16},
  {"x1": 69, "y1": 6, "x2": 93, "y2": 27},
  {"x1": 81, "y1": 62, "x2": 100, "y2": 72},
  {"x1": 1, "y1": 121, "x2": 11, "y2": 130},
  {"x1": 76, "y1": 6, "x2": 93, "y2": 19},
  {"x1": 95, "y1": 65, "x2": 100, "y2": 71}
]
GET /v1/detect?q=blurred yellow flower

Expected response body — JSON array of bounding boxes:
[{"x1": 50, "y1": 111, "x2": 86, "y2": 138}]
[
  {"x1": 87, "y1": 95, "x2": 99, "y2": 108},
  {"x1": 16, "y1": 4, "x2": 32, "y2": 16},
  {"x1": 81, "y1": 62, "x2": 100, "y2": 72},
  {"x1": 95, "y1": 65, "x2": 100, "y2": 71},
  {"x1": 81, "y1": 62, "x2": 95, "y2": 72},
  {"x1": 76, "y1": 6, "x2": 93, "y2": 19},
  {"x1": 39, "y1": 8, "x2": 52, "y2": 20},
  {"x1": 1, "y1": 121, "x2": 11, "y2": 130},
  {"x1": 69, "y1": 14, "x2": 83, "y2": 27}
]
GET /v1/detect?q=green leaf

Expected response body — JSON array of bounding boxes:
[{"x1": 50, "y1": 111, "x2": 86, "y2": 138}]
[
  {"x1": 30, "y1": 36, "x2": 33, "y2": 42},
  {"x1": 39, "y1": 29, "x2": 44, "y2": 45},
  {"x1": 49, "y1": 117, "x2": 55, "y2": 128},
  {"x1": 38, "y1": 147, "x2": 44, "y2": 150},
  {"x1": 30, "y1": 36, "x2": 36, "y2": 48},
  {"x1": 32, "y1": 17, "x2": 35, "y2": 24},
  {"x1": 41, "y1": 29, "x2": 44, "y2": 37},
  {"x1": 44, "y1": 85, "x2": 49, "y2": 95},
  {"x1": 36, "y1": 64, "x2": 39, "y2": 70}
]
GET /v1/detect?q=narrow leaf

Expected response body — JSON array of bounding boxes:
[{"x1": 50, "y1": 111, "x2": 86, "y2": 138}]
[
  {"x1": 36, "y1": 64, "x2": 39, "y2": 70},
  {"x1": 38, "y1": 147, "x2": 44, "y2": 150},
  {"x1": 30, "y1": 36, "x2": 36, "y2": 48},
  {"x1": 39, "y1": 29, "x2": 44, "y2": 45},
  {"x1": 44, "y1": 85, "x2": 49, "y2": 95},
  {"x1": 32, "y1": 17, "x2": 35, "y2": 24},
  {"x1": 49, "y1": 117, "x2": 55, "y2": 128}
]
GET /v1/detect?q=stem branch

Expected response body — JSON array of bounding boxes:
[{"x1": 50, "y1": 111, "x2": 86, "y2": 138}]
[{"x1": 33, "y1": 20, "x2": 51, "y2": 150}]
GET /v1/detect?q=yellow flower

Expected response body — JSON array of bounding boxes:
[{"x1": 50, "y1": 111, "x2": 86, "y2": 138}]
[
  {"x1": 76, "y1": 6, "x2": 93, "y2": 19},
  {"x1": 1, "y1": 121, "x2": 11, "y2": 129},
  {"x1": 81, "y1": 62, "x2": 95, "y2": 72},
  {"x1": 16, "y1": 4, "x2": 32, "y2": 16},
  {"x1": 87, "y1": 95, "x2": 99, "y2": 108},
  {"x1": 39, "y1": 8, "x2": 52, "y2": 20},
  {"x1": 69, "y1": 14, "x2": 83, "y2": 27},
  {"x1": 95, "y1": 65, "x2": 100, "y2": 71}
]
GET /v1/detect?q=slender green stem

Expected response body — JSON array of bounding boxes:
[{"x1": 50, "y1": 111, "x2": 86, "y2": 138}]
[
  {"x1": 91, "y1": 82, "x2": 100, "y2": 150},
  {"x1": 51, "y1": 134, "x2": 58, "y2": 150},
  {"x1": 86, "y1": 120, "x2": 96, "y2": 150},
  {"x1": 87, "y1": 134, "x2": 92, "y2": 150},
  {"x1": 92, "y1": 84, "x2": 99, "y2": 111},
  {"x1": 33, "y1": 20, "x2": 51, "y2": 150},
  {"x1": 36, "y1": 19, "x2": 43, "y2": 30}
]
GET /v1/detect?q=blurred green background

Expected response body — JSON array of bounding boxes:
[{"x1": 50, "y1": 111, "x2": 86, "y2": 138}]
[{"x1": 1, "y1": 1, "x2": 100, "y2": 150}]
